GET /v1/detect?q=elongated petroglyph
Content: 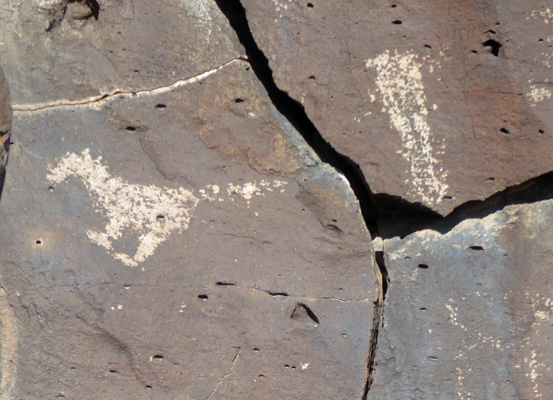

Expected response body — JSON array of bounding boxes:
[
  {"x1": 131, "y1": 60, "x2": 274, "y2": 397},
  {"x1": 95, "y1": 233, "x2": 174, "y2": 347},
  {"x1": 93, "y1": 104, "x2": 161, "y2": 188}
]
[
  {"x1": 366, "y1": 49, "x2": 449, "y2": 206},
  {"x1": 47, "y1": 149, "x2": 287, "y2": 267}
]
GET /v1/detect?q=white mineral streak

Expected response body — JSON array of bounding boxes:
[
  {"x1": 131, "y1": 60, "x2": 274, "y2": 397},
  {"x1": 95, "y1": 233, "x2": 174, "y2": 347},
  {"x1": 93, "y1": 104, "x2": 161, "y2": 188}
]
[
  {"x1": 47, "y1": 149, "x2": 287, "y2": 267},
  {"x1": 366, "y1": 49, "x2": 448, "y2": 206}
]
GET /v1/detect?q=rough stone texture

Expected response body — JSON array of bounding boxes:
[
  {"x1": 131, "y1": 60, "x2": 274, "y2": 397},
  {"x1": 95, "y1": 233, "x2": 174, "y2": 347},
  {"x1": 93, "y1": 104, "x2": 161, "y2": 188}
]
[
  {"x1": 240, "y1": 0, "x2": 553, "y2": 215},
  {"x1": 0, "y1": 1, "x2": 378, "y2": 399},
  {"x1": 1, "y1": 0, "x2": 242, "y2": 106},
  {"x1": 0, "y1": 68, "x2": 11, "y2": 182},
  {"x1": 371, "y1": 201, "x2": 553, "y2": 399},
  {"x1": 3, "y1": 0, "x2": 553, "y2": 399}
]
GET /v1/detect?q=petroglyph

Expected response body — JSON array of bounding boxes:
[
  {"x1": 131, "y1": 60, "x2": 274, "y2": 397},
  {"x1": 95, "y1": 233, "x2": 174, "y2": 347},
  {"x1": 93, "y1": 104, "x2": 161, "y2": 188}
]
[
  {"x1": 47, "y1": 149, "x2": 287, "y2": 267},
  {"x1": 366, "y1": 49, "x2": 449, "y2": 206}
]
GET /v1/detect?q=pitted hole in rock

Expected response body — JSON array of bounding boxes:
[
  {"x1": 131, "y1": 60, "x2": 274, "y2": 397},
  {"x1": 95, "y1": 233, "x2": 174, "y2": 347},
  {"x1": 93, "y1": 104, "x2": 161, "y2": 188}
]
[
  {"x1": 48, "y1": 186, "x2": 55, "y2": 192},
  {"x1": 500, "y1": 127, "x2": 510, "y2": 135},
  {"x1": 392, "y1": 20, "x2": 402, "y2": 24},
  {"x1": 126, "y1": 126, "x2": 137, "y2": 132},
  {"x1": 308, "y1": 75, "x2": 316, "y2": 80},
  {"x1": 291, "y1": 303, "x2": 319, "y2": 326},
  {"x1": 253, "y1": 348, "x2": 260, "y2": 352},
  {"x1": 307, "y1": 2, "x2": 313, "y2": 8},
  {"x1": 152, "y1": 354, "x2": 164, "y2": 360},
  {"x1": 145, "y1": 385, "x2": 152, "y2": 390},
  {"x1": 234, "y1": 98, "x2": 245, "y2": 103},
  {"x1": 423, "y1": 44, "x2": 432, "y2": 49},
  {"x1": 109, "y1": 369, "x2": 118, "y2": 374},
  {"x1": 418, "y1": 264, "x2": 429, "y2": 269},
  {"x1": 284, "y1": 364, "x2": 290, "y2": 368},
  {"x1": 420, "y1": 307, "x2": 427, "y2": 311},
  {"x1": 35, "y1": 240, "x2": 43, "y2": 246},
  {"x1": 469, "y1": 245, "x2": 485, "y2": 251},
  {"x1": 155, "y1": 104, "x2": 167, "y2": 110},
  {"x1": 391, "y1": 4, "x2": 397, "y2": 7},
  {"x1": 488, "y1": 177, "x2": 496, "y2": 181},
  {"x1": 198, "y1": 294, "x2": 209, "y2": 300},
  {"x1": 483, "y1": 39, "x2": 502, "y2": 56},
  {"x1": 156, "y1": 214, "x2": 165, "y2": 222},
  {"x1": 267, "y1": 291, "x2": 289, "y2": 297},
  {"x1": 539, "y1": 129, "x2": 545, "y2": 135},
  {"x1": 216, "y1": 281, "x2": 238, "y2": 286}
]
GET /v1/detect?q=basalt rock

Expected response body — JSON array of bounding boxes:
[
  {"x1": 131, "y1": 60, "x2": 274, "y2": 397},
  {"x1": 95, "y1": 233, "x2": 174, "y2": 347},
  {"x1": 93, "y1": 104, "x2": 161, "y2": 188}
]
[
  {"x1": 0, "y1": 1, "x2": 377, "y2": 399},
  {"x1": 371, "y1": 200, "x2": 553, "y2": 399},
  {"x1": 239, "y1": 0, "x2": 553, "y2": 216}
]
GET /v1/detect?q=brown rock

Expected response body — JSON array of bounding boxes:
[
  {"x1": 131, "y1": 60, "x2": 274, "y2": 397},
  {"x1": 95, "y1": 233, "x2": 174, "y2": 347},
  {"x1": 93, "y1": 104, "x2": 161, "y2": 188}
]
[
  {"x1": 0, "y1": 3, "x2": 378, "y2": 397},
  {"x1": 239, "y1": 0, "x2": 553, "y2": 215}
]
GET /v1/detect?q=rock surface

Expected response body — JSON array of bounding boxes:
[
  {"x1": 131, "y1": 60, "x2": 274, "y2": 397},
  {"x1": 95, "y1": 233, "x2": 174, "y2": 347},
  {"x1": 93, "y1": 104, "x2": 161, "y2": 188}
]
[
  {"x1": 2, "y1": 0, "x2": 553, "y2": 399},
  {"x1": 240, "y1": 0, "x2": 553, "y2": 215},
  {"x1": 371, "y1": 200, "x2": 553, "y2": 399},
  {"x1": 0, "y1": 1, "x2": 377, "y2": 399}
]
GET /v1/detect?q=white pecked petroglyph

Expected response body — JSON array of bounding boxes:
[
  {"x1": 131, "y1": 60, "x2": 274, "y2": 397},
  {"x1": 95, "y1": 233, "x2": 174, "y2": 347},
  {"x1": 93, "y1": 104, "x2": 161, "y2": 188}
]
[
  {"x1": 366, "y1": 49, "x2": 449, "y2": 206},
  {"x1": 527, "y1": 85, "x2": 552, "y2": 106},
  {"x1": 47, "y1": 149, "x2": 287, "y2": 267}
]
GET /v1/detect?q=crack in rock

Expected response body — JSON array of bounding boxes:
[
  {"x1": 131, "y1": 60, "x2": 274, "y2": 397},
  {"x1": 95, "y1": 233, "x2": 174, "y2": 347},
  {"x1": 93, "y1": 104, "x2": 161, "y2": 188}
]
[
  {"x1": 12, "y1": 58, "x2": 245, "y2": 114},
  {"x1": 205, "y1": 347, "x2": 242, "y2": 400}
]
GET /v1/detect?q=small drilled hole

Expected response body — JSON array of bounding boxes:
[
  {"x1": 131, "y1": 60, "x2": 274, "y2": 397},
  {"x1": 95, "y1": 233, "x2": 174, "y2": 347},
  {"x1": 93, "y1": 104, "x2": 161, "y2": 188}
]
[
  {"x1": 155, "y1": 104, "x2": 166, "y2": 110},
  {"x1": 35, "y1": 240, "x2": 42, "y2": 245},
  {"x1": 198, "y1": 294, "x2": 208, "y2": 300},
  {"x1": 253, "y1": 348, "x2": 260, "y2": 352},
  {"x1": 392, "y1": 20, "x2": 402, "y2": 24},
  {"x1": 307, "y1": 2, "x2": 313, "y2": 7},
  {"x1": 126, "y1": 126, "x2": 136, "y2": 132},
  {"x1": 308, "y1": 75, "x2": 316, "y2": 80},
  {"x1": 156, "y1": 215, "x2": 165, "y2": 222},
  {"x1": 153, "y1": 355, "x2": 164, "y2": 360},
  {"x1": 418, "y1": 264, "x2": 429, "y2": 269},
  {"x1": 500, "y1": 127, "x2": 510, "y2": 134},
  {"x1": 234, "y1": 98, "x2": 244, "y2": 103},
  {"x1": 48, "y1": 186, "x2": 54, "y2": 192},
  {"x1": 391, "y1": 4, "x2": 397, "y2": 7},
  {"x1": 539, "y1": 129, "x2": 544, "y2": 134},
  {"x1": 469, "y1": 245, "x2": 484, "y2": 251},
  {"x1": 145, "y1": 385, "x2": 152, "y2": 390}
]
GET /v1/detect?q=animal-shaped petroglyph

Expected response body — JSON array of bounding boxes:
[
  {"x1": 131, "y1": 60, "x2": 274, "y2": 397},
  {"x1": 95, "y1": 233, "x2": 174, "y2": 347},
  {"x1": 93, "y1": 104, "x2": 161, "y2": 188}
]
[{"x1": 47, "y1": 149, "x2": 287, "y2": 266}]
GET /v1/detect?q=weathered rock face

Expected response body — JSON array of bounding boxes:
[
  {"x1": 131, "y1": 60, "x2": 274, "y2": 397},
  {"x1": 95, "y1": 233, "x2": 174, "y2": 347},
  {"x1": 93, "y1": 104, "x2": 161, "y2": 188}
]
[
  {"x1": 0, "y1": 1, "x2": 378, "y2": 399},
  {"x1": 240, "y1": 0, "x2": 553, "y2": 215},
  {"x1": 370, "y1": 201, "x2": 553, "y2": 399},
  {"x1": 3, "y1": 0, "x2": 553, "y2": 399},
  {"x1": 0, "y1": 68, "x2": 11, "y2": 186}
]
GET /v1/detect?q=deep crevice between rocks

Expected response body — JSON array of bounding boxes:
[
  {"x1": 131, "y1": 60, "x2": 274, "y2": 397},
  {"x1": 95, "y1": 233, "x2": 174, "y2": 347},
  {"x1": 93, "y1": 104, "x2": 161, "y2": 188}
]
[
  {"x1": 214, "y1": 0, "x2": 553, "y2": 398},
  {"x1": 214, "y1": 1, "x2": 389, "y2": 397}
]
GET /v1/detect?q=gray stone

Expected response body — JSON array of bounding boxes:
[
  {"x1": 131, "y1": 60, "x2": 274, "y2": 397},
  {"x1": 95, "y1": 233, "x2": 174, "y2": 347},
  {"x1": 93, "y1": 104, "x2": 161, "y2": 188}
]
[
  {"x1": 370, "y1": 200, "x2": 553, "y2": 399},
  {"x1": 0, "y1": 3, "x2": 378, "y2": 397}
]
